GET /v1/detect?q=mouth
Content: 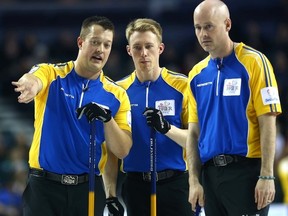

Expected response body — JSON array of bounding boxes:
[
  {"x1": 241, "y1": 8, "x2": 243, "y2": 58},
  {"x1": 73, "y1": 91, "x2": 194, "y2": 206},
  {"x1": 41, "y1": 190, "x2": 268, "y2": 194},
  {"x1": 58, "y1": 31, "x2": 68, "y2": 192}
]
[
  {"x1": 202, "y1": 40, "x2": 212, "y2": 46},
  {"x1": 91, "y1": 55, "x2": 102, "y2": 62},
  {"x1": 140, "y1": 59, "x2": 150, "y2": 64}
]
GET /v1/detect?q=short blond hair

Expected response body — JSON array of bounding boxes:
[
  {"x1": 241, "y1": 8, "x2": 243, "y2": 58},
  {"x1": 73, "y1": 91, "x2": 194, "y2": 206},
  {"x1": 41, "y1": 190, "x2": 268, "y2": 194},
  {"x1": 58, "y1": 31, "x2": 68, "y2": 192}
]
[{"x1": 125, "y1": 18, "x2": 162, "y2": 43}]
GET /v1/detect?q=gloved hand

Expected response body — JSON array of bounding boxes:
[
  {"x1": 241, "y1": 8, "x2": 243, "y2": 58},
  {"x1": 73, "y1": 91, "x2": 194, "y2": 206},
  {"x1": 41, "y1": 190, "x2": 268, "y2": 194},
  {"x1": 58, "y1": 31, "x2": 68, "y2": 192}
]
[
  {"x1": 143, "y1": 107, "x2": 171, "y2": 134},
  {"x1": 106, "y1": 197, "x2": 124, "y2": 216},
  {"x1": 76, "y1": 102, "x2": 111, "y2": 123}
]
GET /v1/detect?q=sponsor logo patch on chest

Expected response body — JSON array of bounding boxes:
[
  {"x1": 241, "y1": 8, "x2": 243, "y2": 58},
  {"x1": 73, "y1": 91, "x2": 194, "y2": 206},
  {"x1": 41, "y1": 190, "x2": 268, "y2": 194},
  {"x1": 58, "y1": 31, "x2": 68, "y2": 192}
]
[
  {"x1": 155, "y1": 100, "x2": 175, "y2": 116},
  {"x1": 223, "y1": 78, "x2": 241, "y2": 96}
]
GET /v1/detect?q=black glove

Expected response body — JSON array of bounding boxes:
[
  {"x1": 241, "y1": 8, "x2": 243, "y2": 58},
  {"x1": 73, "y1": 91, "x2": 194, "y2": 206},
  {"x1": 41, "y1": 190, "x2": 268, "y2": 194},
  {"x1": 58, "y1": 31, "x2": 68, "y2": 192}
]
[
  {"x1": 76, "y1": 102, "x2": 111, "y2": 123},
  {"x1": 106, "y1": 197, "x2": 124, "y2": 216},
  {"x1": 143, "y1": 107, "x2": 171, "y2": 134}
]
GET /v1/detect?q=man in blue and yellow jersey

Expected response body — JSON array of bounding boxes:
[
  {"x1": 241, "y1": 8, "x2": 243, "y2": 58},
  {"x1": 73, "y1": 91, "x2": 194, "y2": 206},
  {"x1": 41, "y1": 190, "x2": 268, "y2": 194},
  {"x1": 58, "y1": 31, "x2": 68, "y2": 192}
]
[
  {"x1": 104, "y1": 18, "x2": 194, "y2": 216},
  {"x1": 186, "y1": 1, "x2": 282, "y2": 216},
  {"x1": 12, "y1": 16, "x2": 131, "y2": 216}
]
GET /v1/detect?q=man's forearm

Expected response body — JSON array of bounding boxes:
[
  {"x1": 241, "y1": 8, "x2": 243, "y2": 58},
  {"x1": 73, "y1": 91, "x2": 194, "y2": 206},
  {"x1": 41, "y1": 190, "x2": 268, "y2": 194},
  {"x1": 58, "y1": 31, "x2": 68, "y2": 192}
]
[
  {"x1": 103, "y1": 150, "x2": 119, "y2": 198},
  {"x1": 166, "y1": 125, "x2": 188, "y2": 148},
  {"x1": 258, "y1": 114, "x2": 277, "y2": 177},
  {"x1": 186, "y1": 123, "x2": 202, "y2": 183},
  {"x1": 104, "y1": 120, "x2": 132, "y2": 159}
]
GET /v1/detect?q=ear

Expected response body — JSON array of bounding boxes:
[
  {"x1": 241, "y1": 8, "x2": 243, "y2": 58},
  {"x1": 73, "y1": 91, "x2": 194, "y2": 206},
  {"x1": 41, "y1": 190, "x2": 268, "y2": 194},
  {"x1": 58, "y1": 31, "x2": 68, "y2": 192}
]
[
  {"x1": 77, "y1": 37, "x2": 83, "y2": 49},
  {"x1": 126, "y1": 45, "x2": 132, "y2": 56},
  {"x1": 159, "y1": 43, "x2": 165, "y2": 55},
  {"x1": 225, "y1": 18, "x2": 232, "y2": 31}
]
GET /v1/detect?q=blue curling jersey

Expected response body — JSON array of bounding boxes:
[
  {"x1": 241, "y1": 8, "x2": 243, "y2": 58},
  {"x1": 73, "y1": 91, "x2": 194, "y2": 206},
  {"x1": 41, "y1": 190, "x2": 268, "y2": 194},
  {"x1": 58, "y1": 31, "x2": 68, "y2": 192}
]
[
  {"x1": 28, "y1": 61, "x2": 131, "y2": 175},
  {"x1": 187, "y1": 42, "x2": 282, "y2": 163},
  {"x1": 117, "y1": 68, "x2": 188, "y2": 172}
]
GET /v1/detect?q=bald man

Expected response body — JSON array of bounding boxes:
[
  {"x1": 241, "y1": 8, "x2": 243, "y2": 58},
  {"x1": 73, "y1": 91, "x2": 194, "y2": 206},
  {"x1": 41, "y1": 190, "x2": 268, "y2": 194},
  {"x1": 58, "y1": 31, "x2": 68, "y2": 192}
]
[{"x1": 186, "y1": 0, "x2": 282, "y2": 216}]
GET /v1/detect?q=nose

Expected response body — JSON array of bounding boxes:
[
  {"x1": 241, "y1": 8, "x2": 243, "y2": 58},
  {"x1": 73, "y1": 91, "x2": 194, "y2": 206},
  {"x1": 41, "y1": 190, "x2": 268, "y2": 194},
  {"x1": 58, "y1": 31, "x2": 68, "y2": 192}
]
[
  {"x1": 96, "y1": 44, "x2": 104, "y2": 53},
  {"x1": 141, "y1": 47, "x2": 147, "y2": 57},
  {"x1": 200, "y1": 29, "x2": 208, "y2": 38}
]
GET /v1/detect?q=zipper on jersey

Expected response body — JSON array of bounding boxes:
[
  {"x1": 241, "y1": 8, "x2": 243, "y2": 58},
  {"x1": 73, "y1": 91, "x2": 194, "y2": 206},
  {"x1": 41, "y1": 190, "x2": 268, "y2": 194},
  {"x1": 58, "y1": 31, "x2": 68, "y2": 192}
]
[
  {"x1": 79, "y1": 80, "x2": 90, "y2": 108},
  {"x1": 145, "y1": 81, "x2": 152, "y2": 107},
  {"x1": 216, "y1": 58, "x2": 223, "y2": 96}
]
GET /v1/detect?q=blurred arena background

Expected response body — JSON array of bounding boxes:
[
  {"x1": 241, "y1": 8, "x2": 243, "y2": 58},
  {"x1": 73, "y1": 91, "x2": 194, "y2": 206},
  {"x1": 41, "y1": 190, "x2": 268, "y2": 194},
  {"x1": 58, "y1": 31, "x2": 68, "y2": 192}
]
[{"x1": 0, "y1": 0, "x2": 287, "y2": 215}]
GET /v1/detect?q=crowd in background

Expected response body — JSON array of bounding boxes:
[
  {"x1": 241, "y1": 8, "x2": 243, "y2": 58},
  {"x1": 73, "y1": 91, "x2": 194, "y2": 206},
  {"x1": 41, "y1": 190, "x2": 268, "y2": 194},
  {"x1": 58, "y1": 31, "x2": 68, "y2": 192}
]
[{"x1": 0, "y1": 0, "x2": 287, "y2": 215}]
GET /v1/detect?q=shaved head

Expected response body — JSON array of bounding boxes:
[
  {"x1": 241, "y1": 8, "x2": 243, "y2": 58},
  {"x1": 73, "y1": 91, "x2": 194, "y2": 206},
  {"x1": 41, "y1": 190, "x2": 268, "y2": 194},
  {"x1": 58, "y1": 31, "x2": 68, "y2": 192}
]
[{"x1": 194, "y1": 0, "x2": 230, "y2": 21}]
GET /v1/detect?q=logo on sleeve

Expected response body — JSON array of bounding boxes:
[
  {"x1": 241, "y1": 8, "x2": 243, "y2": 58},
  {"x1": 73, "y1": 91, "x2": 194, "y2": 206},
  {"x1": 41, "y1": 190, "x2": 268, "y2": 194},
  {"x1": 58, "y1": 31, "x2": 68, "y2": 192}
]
[
  {"x1": 261, "y1": 87, "x2": 280, "y2": 105},
  {"x1": 155, "y1": 100, "x2": 175, "y2": 116},
  {"x1": 223, "y1": 78, "x2": 241, "y2": 96}
]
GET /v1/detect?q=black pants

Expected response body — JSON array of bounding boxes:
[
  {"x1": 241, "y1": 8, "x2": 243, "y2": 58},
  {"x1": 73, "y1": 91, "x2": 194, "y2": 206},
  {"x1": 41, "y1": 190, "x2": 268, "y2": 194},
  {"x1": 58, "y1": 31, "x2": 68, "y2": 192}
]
[
  {"x1": 122, "y1": 171, "x2": 194, "y2": 216},
  {"x1": 23, "y1": 174, "x2": 106, "y2": 216},
  {"x1": 203, "y1": 158, "x2": 270, "y2": 216}
]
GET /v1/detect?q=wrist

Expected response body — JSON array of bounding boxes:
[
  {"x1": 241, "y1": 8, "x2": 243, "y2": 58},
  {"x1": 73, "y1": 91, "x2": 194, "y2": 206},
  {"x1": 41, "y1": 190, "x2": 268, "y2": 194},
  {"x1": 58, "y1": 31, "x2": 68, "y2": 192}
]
[
  {"x1": 106, "y1": 197, "x2": 118, "y2": 203},
  {"x1": 102, "y1": 108, "x2": 112, "y2": 123},
  {"x1": 103, "y1": 114, "x2": 112, "y2": 123},
  {"x1": 160, "y1": 121, "x2": 171, "y2": 134},
  {"x1": 189, "y1": 175, "x2": 201, "y2": 185},
  {"x1": 165, "y1": 121, "x2": 171, "y2": 134},
  {"x1": 104, "y1": 117, "x2": 111, "y2": 123},
  {"x1": 258, "y1": 175, "x2": 275, "y2": 180}
]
